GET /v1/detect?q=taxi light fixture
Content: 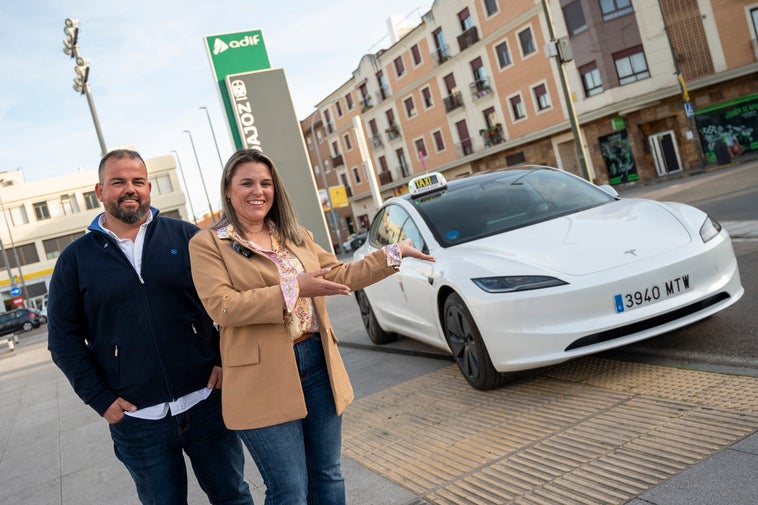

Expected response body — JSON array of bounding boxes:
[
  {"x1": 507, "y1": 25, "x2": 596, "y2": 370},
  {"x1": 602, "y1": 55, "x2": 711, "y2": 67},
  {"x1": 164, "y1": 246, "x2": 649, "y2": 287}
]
[
  {"x1": 699, "y1": 216, "x2": 721, "y2": 243},
  {"x1": 472, "y1": 275, "x2": 568, "y2": 293}
]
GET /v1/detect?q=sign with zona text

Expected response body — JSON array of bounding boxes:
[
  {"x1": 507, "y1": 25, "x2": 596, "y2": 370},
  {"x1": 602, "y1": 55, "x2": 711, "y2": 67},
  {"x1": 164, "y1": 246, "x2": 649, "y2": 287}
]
[
  {"x1": 205, "y1": 30, "x2": 271, "y2": 150},
  {"x1": 223, "y1": 68, "x2": 332, "y2": 251}
]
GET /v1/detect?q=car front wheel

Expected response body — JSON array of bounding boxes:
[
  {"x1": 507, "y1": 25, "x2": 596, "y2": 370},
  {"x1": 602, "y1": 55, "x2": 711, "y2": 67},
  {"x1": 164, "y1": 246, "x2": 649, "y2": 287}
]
[
  {"x1": 443, "y1": 293, "x2": 509, "y2": 390},
  {"x1": 355, "y1": 290, "x2": 396, "y2": 345},
  {"x1": 22, "y1": 321, "x2": 33, "y2": 331}
]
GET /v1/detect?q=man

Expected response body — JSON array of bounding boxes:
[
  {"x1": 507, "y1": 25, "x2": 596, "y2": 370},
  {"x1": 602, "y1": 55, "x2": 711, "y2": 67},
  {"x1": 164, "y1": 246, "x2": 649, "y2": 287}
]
[{"x1": 48, "y1": 149, "x2": 253, "y2": 505}]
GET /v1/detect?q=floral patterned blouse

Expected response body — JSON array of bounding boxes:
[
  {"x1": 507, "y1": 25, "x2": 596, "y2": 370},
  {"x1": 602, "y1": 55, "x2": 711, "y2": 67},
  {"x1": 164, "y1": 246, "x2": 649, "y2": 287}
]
[{"x1": 217, "y1": 222, "x2": 401, "y2": 341}]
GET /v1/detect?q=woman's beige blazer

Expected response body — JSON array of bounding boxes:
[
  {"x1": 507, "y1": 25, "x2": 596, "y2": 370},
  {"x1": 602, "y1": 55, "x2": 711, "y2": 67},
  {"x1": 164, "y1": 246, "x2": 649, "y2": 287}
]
[{"x1": 189, "y1": 227, "x2": 397, "y2": 430}]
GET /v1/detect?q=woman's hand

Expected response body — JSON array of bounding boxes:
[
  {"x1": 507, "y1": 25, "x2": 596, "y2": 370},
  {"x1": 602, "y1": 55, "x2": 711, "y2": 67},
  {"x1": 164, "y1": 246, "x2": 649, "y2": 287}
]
[
  {"x1": 398, "y1": 239, "x2": 436, "y2": 262},
  {"x1": 298, "y1": 268, "x2": 351, "y2": 297}
]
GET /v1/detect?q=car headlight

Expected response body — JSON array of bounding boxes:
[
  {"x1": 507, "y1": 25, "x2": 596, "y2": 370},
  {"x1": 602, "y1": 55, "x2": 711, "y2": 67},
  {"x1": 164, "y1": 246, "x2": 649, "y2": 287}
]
[
  {"x1": 699, "y1": 215, "x2": 722, "y2": 243},
  {"x1": 472, "y1": 275, "x2": 568, "y2": 293}
]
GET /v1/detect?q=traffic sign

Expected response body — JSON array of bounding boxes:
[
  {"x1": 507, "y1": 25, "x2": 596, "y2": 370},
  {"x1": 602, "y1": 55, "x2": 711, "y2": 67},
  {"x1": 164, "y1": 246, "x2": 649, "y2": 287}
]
[
  {"x1": 12, "y1": 296, "x2": 23, "y2": 307},
  {"x1": 9, "y1": 286, "x2": 21, "y2": 297}
]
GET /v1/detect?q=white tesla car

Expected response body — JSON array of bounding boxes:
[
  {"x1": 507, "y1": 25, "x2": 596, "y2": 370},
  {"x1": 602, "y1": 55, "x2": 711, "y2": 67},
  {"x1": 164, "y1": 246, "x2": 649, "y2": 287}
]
[{"x1": 352, "y1": 166, "x2": 743, "y2": 390}]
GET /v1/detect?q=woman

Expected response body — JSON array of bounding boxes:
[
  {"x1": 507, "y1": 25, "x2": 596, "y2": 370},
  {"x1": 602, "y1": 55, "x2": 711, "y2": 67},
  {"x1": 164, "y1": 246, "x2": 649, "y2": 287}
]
[{"x1": 189, "y1": 149, "x2": 434, "y2": 504}]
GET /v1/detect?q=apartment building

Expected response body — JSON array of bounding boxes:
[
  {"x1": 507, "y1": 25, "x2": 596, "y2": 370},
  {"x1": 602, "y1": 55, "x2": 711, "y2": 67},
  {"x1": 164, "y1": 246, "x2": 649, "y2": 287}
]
[
  {"x1": 0, "y1": 154, "x2": 188, "y2": 311},
  {"x1": 301, "y1": 0, "x2": 758, "y2": 243}
]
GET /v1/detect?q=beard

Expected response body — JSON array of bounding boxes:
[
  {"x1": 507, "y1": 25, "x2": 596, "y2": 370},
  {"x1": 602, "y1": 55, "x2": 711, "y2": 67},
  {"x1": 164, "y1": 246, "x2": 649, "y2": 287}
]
[{"x1": 106, "y1": 194, "x2": 150, "y2": 224}]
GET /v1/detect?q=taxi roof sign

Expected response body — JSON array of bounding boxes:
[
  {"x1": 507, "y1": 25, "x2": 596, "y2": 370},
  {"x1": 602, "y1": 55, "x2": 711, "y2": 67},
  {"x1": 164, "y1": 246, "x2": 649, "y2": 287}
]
[{"x1": 408, "y1": 172, "x2": 447, "y2": 198}]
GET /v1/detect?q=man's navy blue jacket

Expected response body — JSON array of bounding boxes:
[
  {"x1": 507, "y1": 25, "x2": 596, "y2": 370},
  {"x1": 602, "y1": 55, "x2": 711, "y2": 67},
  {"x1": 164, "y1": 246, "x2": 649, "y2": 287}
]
[{"x1": 48, "y1": 209, "x2": 220, "y2": 417}]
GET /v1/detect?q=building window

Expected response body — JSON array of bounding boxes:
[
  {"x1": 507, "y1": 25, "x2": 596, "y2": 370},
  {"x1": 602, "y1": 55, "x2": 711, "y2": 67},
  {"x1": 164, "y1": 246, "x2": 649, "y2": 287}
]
[
  {"x1": 307, "y1": 136, "x2": 314, "y2": 151},
  {"x1": 60, "y1": 194, "x2": 80, "y2": 215},
  {"x1": 324, "y1": 159, "x2": 331, "y2": 173},
  {"x1": 414, "y1": 138, "x2": 428, "y2": 159},
  {"x1": 433, "y1": 28, "x2": 449, "y2": 64},
  {"x1": 152, "y1": 174, "x2": 173, "y2": 195},
  {"x1": 510, "y1": 94, "x2": 526, "y2": 120},
  {"x1": 352, "y1": 166, "x2": 362, "y2": 184},
  {"x1": 345, "y1": 93, "x2": 354, "y2": 110},
  {"x1": 343, "y1": 133, "x2": 352, "y2": 151},
  {"x1": 396, "y1": 148, "x2": 410, "y2": 178},
  {"x1": 335, "y1": 100, "x2": 343, "y2": 117},
  {"x1": 580, "y1": 62, "x2": 603, "y2": 96},
  {"x1": 599, "y1": 0, "x2": 634, "y2": 21},
  {"x1": 33, "y1": 201, "x2": 50, "y2": 221},
  {"x1": 411, "y1": 44, "x2": 422, "y2": 66},
  {"x1": 376, "y1": 70, "x2": 389, "y2": 100},
  {"x1": 1, "y1": 243, "x2": 40, "y2": 268},
  {"x1": 316, "y1": 130, "x2": 323, "y2": 144},
  {"x1": 518, "y1": 27, "x2": 536, "y2": 56},
  {"x1": 752, "y1": 8, "x2": 758, "y2": 38},
  {"x1": 614, "y1": 46, "x2": 650, "y2": 85},
  {"x1": 9, "y1": 205, "x2": 28, "y2": 225},
  {"x1": 484, "y1": 0, "x2": 498, "y2": 17},
  {"x1": 404, "y1": 96, "x2": 417, "y2": 118},
  {"x1": 394, "y1": 56, "x2": 406, "y2": 77},
  {"x1": 563, "y1": 1, "x2": 587, "y2": 35},
  {"x1": 433, "y1": 130, "x2": 445, "y2": 152},
  {"x1": 495, "y1": 40, "x2": 512, "y2": 68},
  {"x1": 421, "y1": 86, "x2": 433, "y2": 108},
  {"x1": 43, "y1": 232, "x2": 85, "y2": 260},
  {"x1": 533, "y1": 83, "x2": 551, "y2": 111},
  {"x1": 378, "y1": 155, "x2": 389, "y2": 172},
  {"x1": 458, "y1": 7, "x2": 473, "y2": 31}
]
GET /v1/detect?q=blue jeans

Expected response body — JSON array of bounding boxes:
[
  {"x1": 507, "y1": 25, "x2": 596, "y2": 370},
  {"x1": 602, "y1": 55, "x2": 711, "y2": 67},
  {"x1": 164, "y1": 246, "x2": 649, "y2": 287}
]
[
  {"x1": 238, "y1": 334, "x2": 345, "y2": 505},
  {"x1": 109, "y1": 388, "x2": 253, "y2": 505}
]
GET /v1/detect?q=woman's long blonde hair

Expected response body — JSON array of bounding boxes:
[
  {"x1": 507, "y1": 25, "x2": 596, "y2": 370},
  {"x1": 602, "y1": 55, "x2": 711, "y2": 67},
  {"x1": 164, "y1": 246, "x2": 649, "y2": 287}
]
[{"x1": 213, "y1": 149, "x2": 305, "y2": 247}]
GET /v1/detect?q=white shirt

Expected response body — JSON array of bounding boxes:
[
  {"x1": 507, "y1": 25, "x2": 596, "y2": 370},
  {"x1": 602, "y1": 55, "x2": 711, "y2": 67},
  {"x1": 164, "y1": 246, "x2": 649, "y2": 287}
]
[{"x1": 99, "y1": 212, "x2": 211, "y2": 419}]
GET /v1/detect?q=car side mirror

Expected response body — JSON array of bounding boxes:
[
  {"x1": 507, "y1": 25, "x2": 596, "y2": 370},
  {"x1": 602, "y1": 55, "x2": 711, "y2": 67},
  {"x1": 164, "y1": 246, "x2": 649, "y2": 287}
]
[{"x1": 599, "y1": 184, "x2": 619, "y2": 198}]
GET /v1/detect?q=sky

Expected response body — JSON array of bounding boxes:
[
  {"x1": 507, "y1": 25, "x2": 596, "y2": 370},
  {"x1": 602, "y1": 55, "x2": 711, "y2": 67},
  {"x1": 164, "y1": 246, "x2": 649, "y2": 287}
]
[{"x1": 0, "y1": 0, "x2": 431, "y2": 217}]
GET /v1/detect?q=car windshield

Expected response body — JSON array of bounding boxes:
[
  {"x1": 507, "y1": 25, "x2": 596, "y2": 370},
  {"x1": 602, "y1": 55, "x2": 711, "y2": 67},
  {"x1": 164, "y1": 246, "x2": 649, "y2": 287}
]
[{"x1": 412, "y1": 168, "x2": 616, "y2": 247}]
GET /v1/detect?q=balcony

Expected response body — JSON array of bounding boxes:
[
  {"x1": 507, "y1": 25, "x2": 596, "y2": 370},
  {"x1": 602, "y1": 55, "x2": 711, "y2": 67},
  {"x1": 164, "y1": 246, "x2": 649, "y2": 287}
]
[
  {"x1": 480, "y1": 124, "x2": 505, "y2": 148},
  {"x1": 443, "y1": 90, "x2": 464, "y2": 113},
  {"x1": 432, "y1": 45, "x2": 451, "y2": 67},
  {"x1": 378, "y1": 171, "x2": 393, "y2": 185},
  {"x1": 457, "y1": 26, "x2": 479, "y2": 52},
  {"x1": 469, "y1": 78, "x2": 492, "y2": 100},
  {"x1": 331, "y1": 153, "x2": 344, "y2": 168},
  {"x1": 360, "y1": 95, "x2": 374, "y2": 112},
  {"x1": 370, "y1": 135, "x2": 383, "y2": 148},
  {"x1": 385, "y1": 124, "x2": 401, "y2": 141}
]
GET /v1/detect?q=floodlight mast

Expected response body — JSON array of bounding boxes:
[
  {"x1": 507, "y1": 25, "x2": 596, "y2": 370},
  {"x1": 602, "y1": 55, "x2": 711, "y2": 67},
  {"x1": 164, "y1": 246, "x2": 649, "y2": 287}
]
[{"x1": 62, "y1": 18, "x2": 107, "y2": 157}]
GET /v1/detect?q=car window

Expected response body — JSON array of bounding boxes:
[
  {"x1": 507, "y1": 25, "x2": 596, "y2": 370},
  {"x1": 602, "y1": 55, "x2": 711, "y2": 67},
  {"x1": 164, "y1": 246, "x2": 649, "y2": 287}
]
[
  {"x1": 414, "y1": 168, "x2": 615, "y2": 247},
  {"x1": 370, "y1": 204, "x2": 419, "y2": 248},
  {"x1": 400, "y1": 217, "x2": 425, "y2": 251}
]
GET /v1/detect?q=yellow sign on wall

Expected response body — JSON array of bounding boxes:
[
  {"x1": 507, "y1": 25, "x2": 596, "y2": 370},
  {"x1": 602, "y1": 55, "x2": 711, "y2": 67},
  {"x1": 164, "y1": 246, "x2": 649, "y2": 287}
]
[{"x1": 319, "y1": 186, "x2": 349, "y2": 210}]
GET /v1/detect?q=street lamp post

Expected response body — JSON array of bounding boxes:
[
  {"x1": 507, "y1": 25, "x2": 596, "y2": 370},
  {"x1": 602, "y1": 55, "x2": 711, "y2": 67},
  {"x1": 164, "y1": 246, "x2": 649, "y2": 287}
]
[
  {"x1": 62, "y1": 18, "x2": 107, "y2": 157},
  {"x1": 309, "y1": 112, "x2": 344, "y2": 254},
  {"x1": 540, "y1": 1, "x2": 592, "y2": 182},
  {"x1": 171, "y1": 150, "x2": 198, "y2": 224},
  {"x1": 183, "y1": 130, "x2": 218, "y2": 223},
  {"x1": 199, "y1": 106, "x2": 226, "y2": 171}
]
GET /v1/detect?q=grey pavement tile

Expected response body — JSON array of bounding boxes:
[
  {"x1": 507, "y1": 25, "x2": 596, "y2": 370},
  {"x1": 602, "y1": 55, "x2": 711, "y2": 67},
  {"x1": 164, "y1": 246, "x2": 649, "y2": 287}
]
[
  {"x1": 60, "y1": 421, "x2": 116, "y2": 476},
  {"x1": 637, "y1": 449, "x2": 758, "y2": 505},
  {"x1": 0, "y1": 442, "x2": 61, "y2": 496},
  {"x1": 62, "y1": 462, "x2": 138, "y2": 505},
  {"x1": 731, "y1": 431, "x2": 758, "y2": 454},
  {"x1": 0, "y1": 478, "x2": 62, "y2": 505},
  {"x1": 343, "y1": 457, "x2": 418, "y2": 505}
]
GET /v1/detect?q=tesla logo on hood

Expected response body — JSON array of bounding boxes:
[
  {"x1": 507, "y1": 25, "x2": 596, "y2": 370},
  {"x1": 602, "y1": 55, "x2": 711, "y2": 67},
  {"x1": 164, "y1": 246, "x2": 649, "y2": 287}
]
[{"x1": 625, "y1": 249, "x2": 638, "y2": 256}]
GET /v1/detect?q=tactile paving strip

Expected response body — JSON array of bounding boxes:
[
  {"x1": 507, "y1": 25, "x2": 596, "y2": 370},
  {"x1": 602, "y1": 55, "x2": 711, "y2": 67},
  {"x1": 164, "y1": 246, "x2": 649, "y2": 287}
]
[{"x1": 342, "y1": 357, "x2": 758, "y2": 504}]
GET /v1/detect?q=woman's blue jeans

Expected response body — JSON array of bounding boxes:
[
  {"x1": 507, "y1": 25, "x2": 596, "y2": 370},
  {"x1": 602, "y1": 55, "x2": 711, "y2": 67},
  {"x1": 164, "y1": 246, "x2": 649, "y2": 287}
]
[
  {"x1": 238, "y1": 334, "x2": 346, "y2": 505},
  {"x1": 109, "y1": 388, "x2": 252, "y2": 505}
]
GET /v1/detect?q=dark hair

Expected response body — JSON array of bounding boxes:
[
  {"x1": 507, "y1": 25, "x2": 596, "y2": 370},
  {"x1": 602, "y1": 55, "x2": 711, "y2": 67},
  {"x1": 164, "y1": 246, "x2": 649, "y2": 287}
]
[
  {"x1": 215, "y1": 149, "x2": 305, "y2": 247},
  {"x1": 98, "y1": 149, "x2": 146, "y2": 183}
]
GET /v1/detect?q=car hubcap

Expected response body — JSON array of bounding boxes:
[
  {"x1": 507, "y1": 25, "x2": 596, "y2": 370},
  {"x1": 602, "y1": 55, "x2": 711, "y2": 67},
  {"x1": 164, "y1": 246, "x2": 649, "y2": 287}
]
[{"x1": 446, "y1": 306, "x2": 479, "y2": 380}]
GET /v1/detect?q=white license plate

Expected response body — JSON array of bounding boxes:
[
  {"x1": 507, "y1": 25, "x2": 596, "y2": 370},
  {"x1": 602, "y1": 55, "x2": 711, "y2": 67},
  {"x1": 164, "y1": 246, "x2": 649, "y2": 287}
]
[{"x1": 614, "y1": 274, "x2": 692, "y2": 313}]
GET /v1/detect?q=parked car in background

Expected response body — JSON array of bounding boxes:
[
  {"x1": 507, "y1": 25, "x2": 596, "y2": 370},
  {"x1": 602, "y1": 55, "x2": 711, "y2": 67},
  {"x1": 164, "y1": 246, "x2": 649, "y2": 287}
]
[
  {"x1": 0, "y1": 308, "x2": 42, "y2": 336},
  {"x1": 342, "y1": 232, "x2": 368, "y2": 253},
  {"x1": 352, "y1": 167, "x2": 743, "y2": 390},
  {"x1": 37, "y1": 307, "x2": 48, "y2": 324}
]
